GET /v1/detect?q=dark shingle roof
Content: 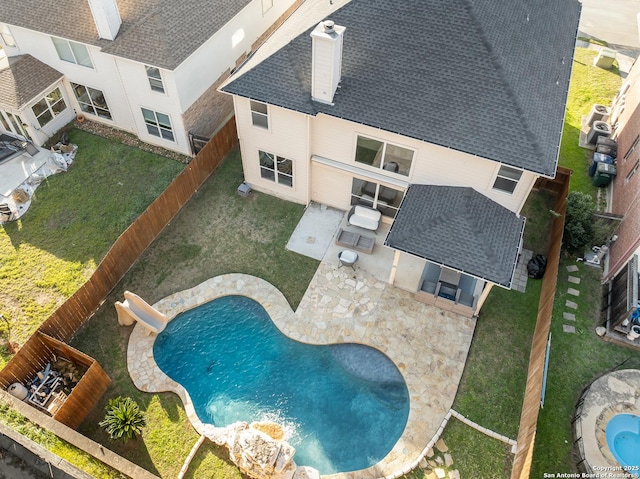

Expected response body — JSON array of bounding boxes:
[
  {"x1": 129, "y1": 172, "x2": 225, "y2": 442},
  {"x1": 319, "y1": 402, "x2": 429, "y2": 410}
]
[
  {"x1": 222, "y1": 0, "x2": 580, "y2": 177},
  {"x1": 0, "y1": 55, "x2": 63, "y2": 109},
  {"x1": 385, "y1": 185, "x2": 526, "y2": 287},
  {"x1": 1, "y1": 0, "x2": 252, "y2": 70}
]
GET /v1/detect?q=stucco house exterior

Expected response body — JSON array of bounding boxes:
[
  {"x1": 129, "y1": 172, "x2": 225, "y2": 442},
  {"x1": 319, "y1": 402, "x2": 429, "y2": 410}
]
[
  {"x1": 0, "y1": 0, "x2": 301, "y2": 155},
  {"x1": 222, "y1": 0, "x2": 580, "y2": 316}
]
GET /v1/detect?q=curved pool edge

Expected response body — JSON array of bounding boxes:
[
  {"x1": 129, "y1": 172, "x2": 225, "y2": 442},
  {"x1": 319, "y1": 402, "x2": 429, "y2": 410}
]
[
  {"x1": 127, "y1": 271, "x2": 477, "y2": 479},
  {"x1": 573, "y1": 369, "x2": 640, "y2": 475}
]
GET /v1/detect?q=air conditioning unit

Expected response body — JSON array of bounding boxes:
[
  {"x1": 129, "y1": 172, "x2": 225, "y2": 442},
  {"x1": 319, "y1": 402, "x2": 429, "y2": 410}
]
[
  {"x1": 586, "y1": 104, "x2": 611, "y2": 126},
  {"x1": 587, "y1": 121, "x2": 611, "y2": 145}
]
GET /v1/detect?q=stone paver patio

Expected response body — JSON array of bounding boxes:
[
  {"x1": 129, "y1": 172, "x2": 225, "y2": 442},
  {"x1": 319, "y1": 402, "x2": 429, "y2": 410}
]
[{"x1": 127, "y1": 264, "x2": 476, "y2": 479}]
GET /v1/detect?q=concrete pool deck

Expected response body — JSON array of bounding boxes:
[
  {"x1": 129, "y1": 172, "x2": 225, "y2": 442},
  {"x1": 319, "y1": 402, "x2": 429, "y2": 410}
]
[{"x1": 127, "y1": 267, "x2": 476, "y2": 479}]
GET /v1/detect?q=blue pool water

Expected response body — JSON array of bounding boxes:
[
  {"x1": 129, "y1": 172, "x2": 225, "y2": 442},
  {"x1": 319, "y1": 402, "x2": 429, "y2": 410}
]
[
  {"x1": 153, "y1": 295, "x2": 409, "y2": 474},
  {"x1": 606, "y1": 413, "x2": 640, "y2": 477}
]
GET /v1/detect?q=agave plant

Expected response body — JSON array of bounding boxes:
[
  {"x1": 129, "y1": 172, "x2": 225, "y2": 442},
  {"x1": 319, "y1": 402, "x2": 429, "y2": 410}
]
[{"x1": 99, "y1": 396, "x2": 146, "y2": 443}]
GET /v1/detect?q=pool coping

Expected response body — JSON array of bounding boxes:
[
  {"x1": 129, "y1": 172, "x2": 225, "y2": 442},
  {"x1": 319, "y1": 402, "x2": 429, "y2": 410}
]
[
  {"x1": 573, "y1": 369, "x2": 640, "y2": 475},
  {"x1": 127, "y1": 271, "x2": 476, "y2": 479}
]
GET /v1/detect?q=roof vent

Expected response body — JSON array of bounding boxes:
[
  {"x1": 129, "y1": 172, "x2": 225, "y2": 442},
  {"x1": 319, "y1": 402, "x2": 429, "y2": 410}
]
[{"x1": 310, "y1": 20, "x2": 346, "y2": 105}]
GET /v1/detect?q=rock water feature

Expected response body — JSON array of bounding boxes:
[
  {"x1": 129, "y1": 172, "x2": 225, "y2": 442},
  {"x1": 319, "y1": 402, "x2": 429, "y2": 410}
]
[{"x1": 202, "y1": 421, "x2": 320, "y2": 479}]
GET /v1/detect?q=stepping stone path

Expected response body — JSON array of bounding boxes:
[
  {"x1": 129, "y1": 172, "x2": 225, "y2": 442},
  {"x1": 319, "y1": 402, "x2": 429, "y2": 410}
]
[
  {"x1": 419, "y1": 439, "x2": 460, "y2": 479},
  {"x1": 563, "y1": 264, "x2": 583, "y2": 334}
]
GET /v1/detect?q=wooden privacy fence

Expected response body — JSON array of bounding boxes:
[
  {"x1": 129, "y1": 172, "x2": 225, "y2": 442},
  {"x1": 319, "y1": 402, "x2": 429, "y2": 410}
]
[
  {"x1": 0, "y1": 118, "x2": 237, "y2": 421},
  {"x1": 44, "y1": 118, "x2": 236, "y2": 343},
  {"x1": 510, "y1": 166, "x2": 572, "y2": 479},
  {"x1": 0, "y1": 332, "x2": 111, "y2": 429}
]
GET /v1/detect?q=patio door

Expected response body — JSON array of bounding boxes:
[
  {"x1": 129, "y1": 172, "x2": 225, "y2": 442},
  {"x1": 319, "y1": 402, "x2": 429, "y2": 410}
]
[
  {"x1": 0, "y1": 110, "x2": 31, "y2": 140},
  {"x1": 350, "y1": 177, "x2": 404, "y2": 218}
]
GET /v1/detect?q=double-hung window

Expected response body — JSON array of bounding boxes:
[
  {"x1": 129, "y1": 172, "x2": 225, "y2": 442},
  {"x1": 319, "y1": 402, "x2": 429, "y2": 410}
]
[
  {"x1": 72, "y1": 83, "x2": 112, "y2": 120},
  {"x1": 354, "y1": 135, "x2": 413, "y2": 176},
  {"x1": 259, "y1": 150, "x2": 293, "y2": 187},
  {"x1": 492, "y1": 165, "x2": 522, "y2": 194},
  {"x1": 141, "y1": 108, "x2": 174, "y2": 141},
  {"x1": 52, "y1": 37, "x2": 93, "y2": 68},
  {"x1": 250, "y1": 101, "x2": 269, "y2": 129},
  {"x1": 32, "y1": 88, "x2": 67, "y2": 127},
  {"x1": 145, "y1": 66, "x2": 165, "y2": 93}
]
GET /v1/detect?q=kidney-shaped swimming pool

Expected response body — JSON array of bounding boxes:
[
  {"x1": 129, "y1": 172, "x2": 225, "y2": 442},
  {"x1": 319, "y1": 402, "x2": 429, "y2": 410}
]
[{"x1": 153, "y1": 295, "x2": 410, "y2": 474}]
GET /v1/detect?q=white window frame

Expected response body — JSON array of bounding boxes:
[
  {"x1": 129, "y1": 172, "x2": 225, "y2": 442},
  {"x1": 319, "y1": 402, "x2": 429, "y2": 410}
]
[
  {"x1": 32, "y1": 88, "x2": 67, "y2": 128},
  {"x1": 0, "y1": 24, "x2": 16, "y2": 47},
  {"x1": 145, "y1": 66, "x2": 165, "y2": 94},
  {"x1": 0, "y1": 111, "x2": 31, "y2": 140},
  {"x1": 492, "y1": 165, "x2": 522, "y2": 194},
  {"x1": 51, "y1": 37, "x2": 93, "y2": 68},
  {"x1": 354, "y1": 134, "x2": 414, "y2": 177},
  {"x1": 259, "y1": 150, "x2": 293, "y2": 187},
  {"x1": 141, "y1": 107, "x2": 175, "y2": 142},
  {"x1": 71, "y1": 83, "x2": 112, "y2": 120},
  {"x1": 262, "y1": 0, "x2": 274, "y2": 14},
  {"x1": 250, "y1": 101, "x2": 269, "y2": 129},
  {"x1": 350, "y1": 177, "x2": 404, "y2": 218}
]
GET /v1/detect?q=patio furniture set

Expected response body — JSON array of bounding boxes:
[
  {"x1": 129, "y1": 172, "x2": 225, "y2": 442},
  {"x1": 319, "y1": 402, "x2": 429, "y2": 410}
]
[{"x1": 336, "y1": 205, "x2": 382, "y2": 269}]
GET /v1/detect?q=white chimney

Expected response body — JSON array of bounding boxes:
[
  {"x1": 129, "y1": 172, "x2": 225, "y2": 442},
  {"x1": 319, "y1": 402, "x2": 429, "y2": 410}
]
[
  {"x1": 87, "y1": 0, "x2": 122, "y2": 41},
  {"x1": 310, "y1": 20, "x2": 345, "y2": 105}
]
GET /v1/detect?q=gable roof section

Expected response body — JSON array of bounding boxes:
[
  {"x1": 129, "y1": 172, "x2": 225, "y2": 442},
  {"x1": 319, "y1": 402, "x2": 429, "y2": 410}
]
[
  {"x1": 385, "y1": 185, "x2": 526, "y2": 288},
  {"x1": 222, "y1": 0, "x2": 580, "y2": 177},
  {"x1": 0, "y1": 55, "x2": 63, "y2": 110},
  {"x1": 1, "y1": 0, "x2": 252, "y2": 70}
]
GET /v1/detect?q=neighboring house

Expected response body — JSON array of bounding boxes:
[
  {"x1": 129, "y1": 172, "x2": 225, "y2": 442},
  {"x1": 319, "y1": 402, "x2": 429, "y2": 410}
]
[
  {"x1": 601, "y1": 59, "x2": 640, "y2": 341},
  {"x1": 222, "y1": 0, "x2": 580, "y2": 316},
  {"x1": 0, "y1": 0, "x2": 302, "y2": 155}
]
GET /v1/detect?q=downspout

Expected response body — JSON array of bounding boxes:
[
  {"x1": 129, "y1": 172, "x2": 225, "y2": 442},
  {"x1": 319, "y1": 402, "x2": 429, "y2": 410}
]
[
  {"x1": 112, "y1": 56, "x2": 141, "y2": 138},
  {"x1": 306, "y1": 114, "x2": 312, "y2": 205}
]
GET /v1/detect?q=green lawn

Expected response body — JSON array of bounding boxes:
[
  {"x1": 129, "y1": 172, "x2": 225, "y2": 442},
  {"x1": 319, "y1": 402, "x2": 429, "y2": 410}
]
[
  {"x1": 531, "y1": 261, "x2": 640, "y2": 476},
  {"x1": 0, "y1": 129, "x2": 184, "y2": 369},
  {"x1": 560, "y1": 48, "x2": 621, "y2": 196},
  {"x1": 0, "y1": 47, "x2": 632, "y2": 479},
  {"x1": 69, "y1": 148, "x2": 319, "y2": 478},
  {"x1": 440, "y1": 47, "x2": 626, "y2": 478},
  {"x1": 529, "y1": 48, "x2": 640, "y2": 475}
]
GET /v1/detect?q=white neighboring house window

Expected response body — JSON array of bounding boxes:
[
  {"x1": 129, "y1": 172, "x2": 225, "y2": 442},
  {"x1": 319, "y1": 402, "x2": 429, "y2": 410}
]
[
  {"x1": 492, "y1": 165, "x2": 522, "y2": 194},
  {"x1": 0, "y1": 24, "x2": 16, "y2": 47},
  {"x1": 0, "y1": 110, "x2": 31, "y2": 140},
  {"x1": 145, "y1": 66, "x2": 165, "y2": 93},
  {"x1": 32, "y1": 88, "x2": 67, "y2": 127},
  {"x1": 51, "y1": 37, "x2": 93, "y2": 68},
  {"x1": 250, "y1": 101, "x2": 269, "y2": 129},
  {"x1": 262, "y1": 0, "x2": 274, "y2": 14},
  {"x1": 71, "y1": 83, "x2": 112, "y2": 120},
  {"x1": 259, "y1": 150, "x2": 293, "y2": 187},
  {"x1": 141, "y1": 108, "x2": 174, "y2": 142}
]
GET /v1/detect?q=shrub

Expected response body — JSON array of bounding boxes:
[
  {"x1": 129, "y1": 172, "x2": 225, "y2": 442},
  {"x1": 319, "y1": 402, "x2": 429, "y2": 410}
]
[
  {"x1": 99, "y1": 397, "x2": 146, "y2": 443},
  {"x1": 563, "y1": 191, "x2": 595, "y2": 254}
]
